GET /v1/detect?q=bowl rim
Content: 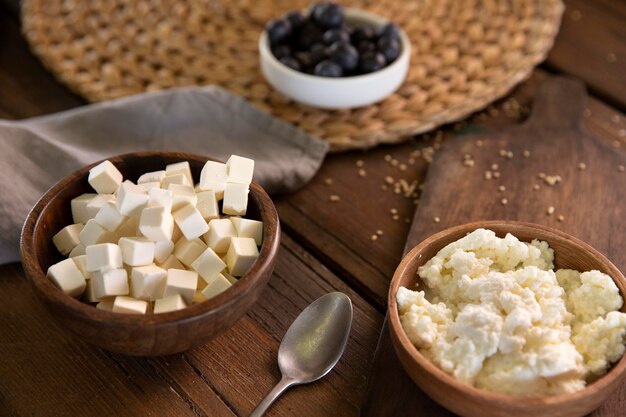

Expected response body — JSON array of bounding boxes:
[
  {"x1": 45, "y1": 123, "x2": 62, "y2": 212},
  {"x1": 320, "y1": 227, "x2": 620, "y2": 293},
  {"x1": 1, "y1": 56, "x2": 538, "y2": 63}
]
[
  {"x1": 20, "y1": 151, "x2": 281, "y2": 327},
  {"x1": 258, "y1": 7, "x2": 412, "y2": 84},
  {"x1": 388, "y1": 220, "x2": 626, "y2": 405}
]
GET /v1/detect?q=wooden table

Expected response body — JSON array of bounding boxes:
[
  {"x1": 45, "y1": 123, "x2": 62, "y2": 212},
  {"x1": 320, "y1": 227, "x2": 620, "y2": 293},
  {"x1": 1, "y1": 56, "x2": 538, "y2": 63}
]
[{"x1": 0, "y1": 1, "x2": 624, "y2": 416}]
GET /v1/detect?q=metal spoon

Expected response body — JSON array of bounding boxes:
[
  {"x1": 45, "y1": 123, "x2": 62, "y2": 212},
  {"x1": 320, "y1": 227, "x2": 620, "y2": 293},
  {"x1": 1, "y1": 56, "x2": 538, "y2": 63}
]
[{"x1": 249, "y1": 292, "x2": 353, "y2": 417}]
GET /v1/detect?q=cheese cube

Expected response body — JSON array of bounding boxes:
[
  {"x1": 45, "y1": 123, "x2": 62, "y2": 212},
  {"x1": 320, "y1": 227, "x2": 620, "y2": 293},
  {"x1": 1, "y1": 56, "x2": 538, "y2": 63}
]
[
  {"x1": 137, "y1": 170, "x2": 166, "y2": 184},
  {"x1": 192, "y1": 291, "x2": 208, "y2": 304},
  {"x1": 201, "y1": 273, "x2": 232, "y2": 299},
  {"x1": 115, "y1": 215, "x2": 138, "y2": 239},
  {"x1": 199, "y1": 160, "x2": 227, "y2": 194},
  {"x1": 130, "y1": 264, "x2": 167, "y2": 300},
  {"x1": 96, "y1": 300, "x2": 115, "y2": 311},
  {"x1": 88, "y1": 160, "x2": 123, "y2": 194},
  {"x1": 162, "y1": 173, "x2": 191, "y2": 188},
  {"x1": 154, "y1": 240, "x2": 174, "y2": 263},
  {"x1": 53, "y1": 223, "x2": 84, "y2": 256},
  {"x1": 138, "y1": 181, "x2": 161, "y2": 192},
  {"x1": 226, "y1": 155, "x2": 254, "y2": 185},
  {"x1": 166, "y1": 161, "x2": 193, "y2": 185},
  {"x1": 71, "y1": 193, "x2": 97, "y2": 224},
  {"x1": 79, "y1": 219, "x2": 116, "y2": 246},
  {"x1": 163, "y1": 268, "x2": 198, "y2": 304},
  {"x1": 86, "y1": 243, "x2": 123, "y2": 272},
  {"x1": 148, "y1": 187, "x2": 174, "y2": 212},
  {"x1": 119, "y1": 237, "x2": 155, "y2": 266},
  {"x1": 159, "y1": 254, "x2": 185, "y2": 270},
  {"x1": 84, "y1": 279, "x2": 101, "y2": 302},
  {"x1": 72, "y1": 255, "x2": 93, "y2": 279},
  {"x1": 204, "y1": 218, "x2": 236, "y2": 253},
  {"x1": 117, "y1": 181, "x2": 149, "y2": 217},
  {"x1": 173, "y1": 204, "x2": 209, "y2": 240},
  {"x1": 230, "y1": 217, "x2": 263, "y2": 246},
  {"x1": 191, "y1": 248, "x2": 226, "y2": 283},
  {"x1": 47, "y1": 258, "x2": 87, "y2": 298},
  {"x1": 221, "y1": 271, "x2": 238, "y2": 285},
  {"x1": 174, "y1": 238, "x2": 207, "y2": 267},
  {"x1": 112, "y1": 296, "x2": 148, "y2": 315},
  {"x1": 168, "y1": 184, "x2": 197, "y2": 211},
  {"x1": 139, "y1": 205, "x2": 174, "y2": 241},
  {"x1": 226, "y1": 237, "x2": 259, "y2": 276},
  {"x1": 85, "y1": 194, "x2": 116, "y2": 221},
  {"x1": 196, "y1": 190, "x2": 220, "y2": 221},
  {"x1": 222, "y1": 183, "x2": 249, "y2": 216},
  {"x1": 95, "y1": 202, "x2": 127, "y2": 232},
  {"x1": 69, "y1": 244, "x2": 86, "y2": 258},
  {"x1": 91, "y1": 268, "x2": 129, "y2": 299},
  {"x1": 154, "y1": 294, "x2": 187, "y2": 314}
]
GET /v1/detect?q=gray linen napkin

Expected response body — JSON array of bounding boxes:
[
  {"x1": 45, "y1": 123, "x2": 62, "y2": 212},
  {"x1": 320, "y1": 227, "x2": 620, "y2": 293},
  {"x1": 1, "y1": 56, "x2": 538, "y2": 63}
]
[{"x1": 0, "y1": 86, "x2": 328, "y2": 264}]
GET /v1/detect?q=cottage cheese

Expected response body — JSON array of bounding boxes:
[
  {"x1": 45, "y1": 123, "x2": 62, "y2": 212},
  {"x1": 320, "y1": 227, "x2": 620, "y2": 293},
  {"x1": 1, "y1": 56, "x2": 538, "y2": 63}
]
[{"x1": 397, "y1": 228, "x2": 626, "y2": 397}]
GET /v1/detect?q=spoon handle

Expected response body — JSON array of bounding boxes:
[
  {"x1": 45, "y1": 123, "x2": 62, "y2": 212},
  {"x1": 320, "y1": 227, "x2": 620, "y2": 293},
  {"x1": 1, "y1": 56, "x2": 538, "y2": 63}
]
[{"x1": 249, "y1": 376, "x2": 296, "y2": 417}]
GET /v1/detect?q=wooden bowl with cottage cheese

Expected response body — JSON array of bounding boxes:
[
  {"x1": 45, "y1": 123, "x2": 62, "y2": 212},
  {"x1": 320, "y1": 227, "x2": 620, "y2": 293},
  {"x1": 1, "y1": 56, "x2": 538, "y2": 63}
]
[
  {"x1": 388, "y1": 220, "x2": 626, "y2": 417},
  {"x1": 20, "y1": 152, "x2": 280, "y2": 356}
]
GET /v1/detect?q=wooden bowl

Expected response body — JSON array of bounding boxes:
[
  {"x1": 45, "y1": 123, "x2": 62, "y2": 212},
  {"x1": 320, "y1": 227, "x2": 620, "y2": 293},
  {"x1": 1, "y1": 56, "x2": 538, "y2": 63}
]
[
  {"x1": 388, "y1": 221, "x2": 626, "y2": 417},
  {"x1": 20, "y1": 151, "x2": 280, "y2": 356}
]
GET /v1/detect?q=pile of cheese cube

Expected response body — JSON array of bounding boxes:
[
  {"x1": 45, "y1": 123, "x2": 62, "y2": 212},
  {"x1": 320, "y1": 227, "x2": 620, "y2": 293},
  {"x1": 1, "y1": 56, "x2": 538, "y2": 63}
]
[{"x1": 46, "y1": 156, "x2": 263, "y2": 314}]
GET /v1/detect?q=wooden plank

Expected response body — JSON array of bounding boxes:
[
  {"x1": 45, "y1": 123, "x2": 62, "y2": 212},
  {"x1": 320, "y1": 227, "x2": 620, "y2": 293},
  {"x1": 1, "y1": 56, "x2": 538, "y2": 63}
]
[
  {"x1": 361, "y1": 77, "x2": 626, "y2": 416},
  {"x1": 546, "y1": 0, "x2": 626, "y2": 110},
  {"x1": 0, "y1": 233, "x2": 382, "y2": 417},
  {"x1": 0, "y1": 262, "x2": 207, "y2": 417},
  {"x1": 276, "y1": 70, "x2": 626, "y2": 310},
  {"x1": 0, "y1": 12, "x2": 84, "y2": 120}
]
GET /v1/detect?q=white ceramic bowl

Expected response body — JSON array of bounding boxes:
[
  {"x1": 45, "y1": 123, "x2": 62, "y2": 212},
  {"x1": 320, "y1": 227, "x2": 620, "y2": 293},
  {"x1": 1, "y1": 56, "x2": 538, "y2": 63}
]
[{"x1": 259, "y1": 8, "x2": 411, "y2": 110}]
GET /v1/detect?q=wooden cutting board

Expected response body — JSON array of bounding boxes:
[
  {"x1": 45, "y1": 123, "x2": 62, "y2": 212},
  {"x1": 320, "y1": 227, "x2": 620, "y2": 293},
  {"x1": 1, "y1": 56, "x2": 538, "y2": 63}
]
[{"x1": 360, "y1": 77, "x2": 626, "y2": 417}]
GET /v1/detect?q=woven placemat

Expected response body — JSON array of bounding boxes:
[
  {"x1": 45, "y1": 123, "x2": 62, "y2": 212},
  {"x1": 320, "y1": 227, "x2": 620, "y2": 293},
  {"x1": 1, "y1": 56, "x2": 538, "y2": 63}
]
[{"x1": 21, "y1": 0, "x2": 563, "y2": 152}]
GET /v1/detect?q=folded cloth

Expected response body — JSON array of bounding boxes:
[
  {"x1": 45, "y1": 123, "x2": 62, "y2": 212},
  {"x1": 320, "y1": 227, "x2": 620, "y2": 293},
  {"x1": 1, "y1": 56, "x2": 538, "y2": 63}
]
[{"x1": 0, "y1": 86, "x2": 328, "y2": 264}]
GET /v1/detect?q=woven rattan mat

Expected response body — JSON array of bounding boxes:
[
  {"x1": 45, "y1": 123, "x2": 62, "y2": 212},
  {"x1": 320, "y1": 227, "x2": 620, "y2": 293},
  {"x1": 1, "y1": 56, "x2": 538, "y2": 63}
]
[{"x1": 22, "y1": 0, "x2": 563, "y2": 152}]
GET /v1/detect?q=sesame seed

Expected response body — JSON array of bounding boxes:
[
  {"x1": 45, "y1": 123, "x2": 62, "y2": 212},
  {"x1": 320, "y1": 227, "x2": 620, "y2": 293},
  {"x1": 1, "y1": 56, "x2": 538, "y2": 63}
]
[
  {"x1": 538, "y1": 173, "x2": 546, "y2": 179},
  {"x1": 394, "y1": 189, "x2": 401, "y2": 195},
  {"x1": 404, "y1": 218, "x2": 411, "y2": 224},
  {"x1": 371, "y1": 234, "x2": 378, "y2": 241},
  {"x1": 324, "y1": 178, "x2": 334, "y2": 185},
  {"x1": 501, "y1": 198, "x2": 508, "y2": 205},
  {"x1": 493, "y1": 171, "x2": 501, "y2": 178},
  {"x1": 498, "y1": 185, "x2": 506, "y2": 192},
  {"x1": 463, "y1": 159, "x2": 475, "y2": 167},
  {"x1": 433, "y1": 216, "x2": 440, "y2": 223},
  {"x1": 384, "y1": 154, "x2": 392, "y2": 162},
  {"x1": 523, "y1": 150, "x2": 530, "y2": 158},
  {"x1": 499, "y1": 149, "x2": 507, "y2": 157},
  {"x1": 329, "y1": 195, "x2": 340, "y2": 202},
  {"x1": 578, "y1": 162, "x2": 586, "y2": 171},
  {"x1": 391, "y1": 159, "x2": 399, "y2": 167},
  {"x1": 583, "y1": 109, "x2": 591, "y2": 118},
  {"x1": 570, "y1": 9, "x2": 581, "y2": 21},
  {"x1": 557, "y1": 215, "x2": 564, "y2": 222},
  {"x1": 618, "y1": 165, "x2": 625, "y2": 172},
  {"x1": 385, "y1": 176, "x2": 394, "y2": 184},
  {"x1": 491, "y1": 163, "x2": 499, "y2": 171},
  {"x1": 476, "y1": 140, "x2": 484, "y2": 147},
  {"x1": 376, "y1": 230, "x2": 383, "y2": 236},
  {"x1": 618, "y1": 129, "x2": 626, "y2": 138},
  {"x1": 399, "y1": 164, "x2": 407, "y2": 171},
  {"x1": 381, "y1": 185, "x2": 388, "y2": 191},
  {"x1": 408, "y1": 158, "x2": 416, "y2": 165},
  {"x1": 358, "y1": 169, "x2": 367, "y2": 177},
  {"x1": 506, "y1": 151, "x2": 513, "y2": 159},
  {"x1": 413, "y1": 199, "x2": 419, "y2": 205},
  {"x1": 547, "y1": 206, "x2": 555, "y2": 215},
  {"x1": 533, "y1": 184, "x2": 541, "y2": 191},
  {"x1": 612, "y1": 114, "x2": 621, "y2": 123},
  {"x1": 464, "y1": 154, "x2": 472, "y2": 160},
  {"x1": 356, "y1": 160, "x2": 364, "y2": 167},
  {"x1": 392, "y1": 214, "x2": 399, "y2": 221},
  {"x1": 390, "y1": 208, "x2": 398, "y2": 214},
  {"x1": 607, "y1": 53, "x2": 617, "y2": 63},
  {"x1": 484, "y1": 171, "x2": 493, "y2": 180}
]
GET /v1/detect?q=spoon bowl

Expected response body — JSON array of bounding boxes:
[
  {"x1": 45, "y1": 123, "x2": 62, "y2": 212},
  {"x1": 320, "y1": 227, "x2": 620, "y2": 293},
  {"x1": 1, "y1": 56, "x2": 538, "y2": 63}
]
[{"x1": 250, "y1": 292, "x2": 353, "y2": 416}]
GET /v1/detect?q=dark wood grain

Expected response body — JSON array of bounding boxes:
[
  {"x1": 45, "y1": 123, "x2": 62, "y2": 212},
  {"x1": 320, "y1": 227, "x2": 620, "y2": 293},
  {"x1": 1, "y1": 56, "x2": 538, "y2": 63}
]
[
  {"x1": 20, "y1": 152, "x2": 281, "y2": 356},
  {"x1": 388, "y1": 221, "x2": 626, "y2": 417},
  {"x1": 362, "y1": 77, "x2": 626, "y2": 417},
  {"x1": 547, "y1": 0, "x2": 626, "y2": 110},
  {"x1": 0, "y1": 234, "x2": 382, "y2": 417}
]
